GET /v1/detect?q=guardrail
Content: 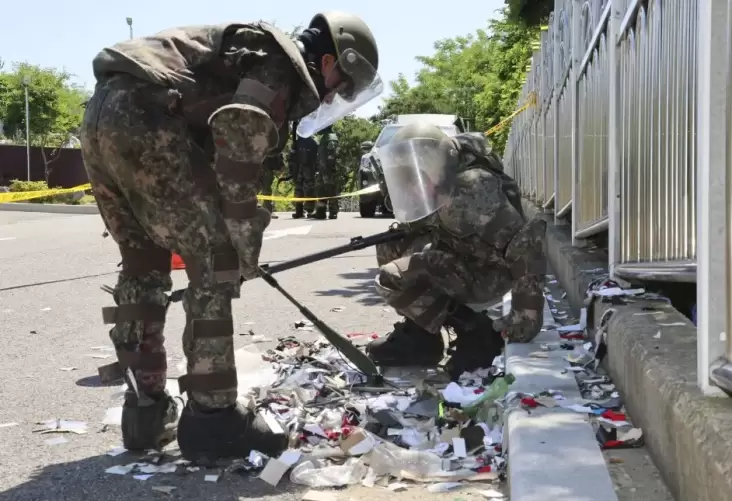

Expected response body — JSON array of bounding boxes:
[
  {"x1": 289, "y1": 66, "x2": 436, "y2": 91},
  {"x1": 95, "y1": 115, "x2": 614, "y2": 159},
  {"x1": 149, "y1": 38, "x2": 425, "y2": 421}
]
[
  {"x1": 504, "y1": 0, "x2": 732, "y2": 396},
  {"x1": 504, "y1": 0, "x2": 697, "y2": 282}
]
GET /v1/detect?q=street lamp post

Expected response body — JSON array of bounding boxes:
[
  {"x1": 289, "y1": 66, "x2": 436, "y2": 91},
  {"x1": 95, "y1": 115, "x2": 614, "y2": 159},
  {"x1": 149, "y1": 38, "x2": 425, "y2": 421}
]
[
  {"x1": 22, "y1": 76, "x2": 31, "y2": 181},
  {"x1": 126, "y1": 17, "x2": 133, "y2": 40}
]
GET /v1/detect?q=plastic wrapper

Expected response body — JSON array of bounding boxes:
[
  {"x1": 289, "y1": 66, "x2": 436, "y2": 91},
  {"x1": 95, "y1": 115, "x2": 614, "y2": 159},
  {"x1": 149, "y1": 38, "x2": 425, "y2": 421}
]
[{"x1": 290, "y1": 458, "x2": 367, "y2": 487}]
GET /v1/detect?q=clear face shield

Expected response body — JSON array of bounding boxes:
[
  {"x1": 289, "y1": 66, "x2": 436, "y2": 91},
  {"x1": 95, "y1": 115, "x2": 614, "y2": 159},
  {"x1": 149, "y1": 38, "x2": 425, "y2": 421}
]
[
  {"x1": 297, "y1": 49, "x2": 383, "y2": 138},
  {"x1": 379, "y1": 137, "x2": 459, "y2": 223}
]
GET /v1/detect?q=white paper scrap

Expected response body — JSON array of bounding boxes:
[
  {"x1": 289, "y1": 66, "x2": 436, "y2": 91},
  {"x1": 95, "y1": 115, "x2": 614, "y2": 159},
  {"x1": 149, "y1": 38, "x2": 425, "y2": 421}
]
[{"x1": 452, "y1": 437, "x2": 467, "y2": 458}]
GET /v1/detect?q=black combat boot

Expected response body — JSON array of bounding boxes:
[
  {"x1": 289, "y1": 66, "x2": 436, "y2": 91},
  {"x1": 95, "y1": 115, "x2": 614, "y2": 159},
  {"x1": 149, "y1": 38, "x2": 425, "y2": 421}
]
[
  {"x1": 328, "y1": 212, "x2": 338, "y2": 220},
  {"x1": 121, "y1": 390, "x2": 179, "y2": 451},
  {"x1": 312, "y1": 206, "x2": 327, "y2": 219},
  {"x1": 366, "y1": 318, "x2": 444, "y2": 367},
  {"x1": 177, "y1": 401, "x2": 288, "y2": 464},
  {"x1": 292, "y1": 204, "x2": 304, "y2": 219},
  {"x1": 443, "y1": 304, "x2": 504, "y2": 380}
]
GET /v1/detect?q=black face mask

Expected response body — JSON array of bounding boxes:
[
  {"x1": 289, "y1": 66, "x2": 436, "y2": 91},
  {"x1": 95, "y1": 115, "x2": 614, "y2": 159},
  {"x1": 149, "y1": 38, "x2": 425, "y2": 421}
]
[{"x1": 297, "y1": 28, "x2": 330, "y2": 100}]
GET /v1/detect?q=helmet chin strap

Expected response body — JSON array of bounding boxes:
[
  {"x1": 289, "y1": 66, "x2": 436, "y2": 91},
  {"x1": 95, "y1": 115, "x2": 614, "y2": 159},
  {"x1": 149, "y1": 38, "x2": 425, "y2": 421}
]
[{"x1": 296, "y1": 33, "x2": 329, "y2": 100}]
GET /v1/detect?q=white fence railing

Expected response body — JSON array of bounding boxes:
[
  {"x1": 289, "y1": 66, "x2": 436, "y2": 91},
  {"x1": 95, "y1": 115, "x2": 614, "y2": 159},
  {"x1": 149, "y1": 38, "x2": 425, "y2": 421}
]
[{"x1": 503, "y1": 0, "x2": 732, "y2": 396}]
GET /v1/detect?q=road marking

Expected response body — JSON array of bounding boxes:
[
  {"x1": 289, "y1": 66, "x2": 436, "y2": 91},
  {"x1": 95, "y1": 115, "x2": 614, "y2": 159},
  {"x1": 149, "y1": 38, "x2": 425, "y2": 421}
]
[
  {"x1": 263, "y1": 225, "x2": 312, "y2": 241},
  {"x1": 0, "y1": 237, "x2": 16, "y2": 241}
]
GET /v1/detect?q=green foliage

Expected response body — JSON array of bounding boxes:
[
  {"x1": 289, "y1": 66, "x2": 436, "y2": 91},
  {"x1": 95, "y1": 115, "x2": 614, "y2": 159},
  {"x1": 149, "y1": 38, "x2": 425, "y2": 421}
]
[
  {"x1": 505, "y1": 0, "x2": 553, "y2": 27},
  {"x1": 333, "y1": 116, "x2": 380, "y2": 191},
  {"x1": 375, "y1": 8, "x2": 539, "y2": 154},
  {"x1": 0, "y1": 62, "x2": 89, "y2": 148},
  {"x1": 7, "y1": 179, "x2": 83, "y2": 204}
]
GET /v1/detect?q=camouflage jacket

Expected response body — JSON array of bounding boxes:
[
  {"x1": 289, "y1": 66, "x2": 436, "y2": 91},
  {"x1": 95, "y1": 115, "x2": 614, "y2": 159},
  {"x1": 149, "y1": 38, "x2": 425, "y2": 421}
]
[
  {"x1": 316, "y1": 132, "x2": 339, "y2": 176},
  {"x1": 92, "y1": 23, "x2": 321, "y2": 129},
  {"x1": 405, "y1": 133, "x2": 527, "y2": 268}
]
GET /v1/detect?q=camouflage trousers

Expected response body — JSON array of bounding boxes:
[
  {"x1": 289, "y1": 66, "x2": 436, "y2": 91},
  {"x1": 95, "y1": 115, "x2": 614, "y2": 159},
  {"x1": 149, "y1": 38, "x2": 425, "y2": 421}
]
[
  {"x1": 259, "y1": 168, "x2": 274, "y2": 213},
  {"x1": 315, "y1": 166, "x2": 340, "y2": 214},
  {"x1": 374, "y1": 233, "x2": 516, "y2": 334},
  {"x1": 80, "y1": 76, "x2": 242, "y2": 409},
  {"x1": 296, "y1": 163, "x2": 317, "y2": 213},
  {"x1": 376, "y1": 220, "x2": 547, "y2": 341}
]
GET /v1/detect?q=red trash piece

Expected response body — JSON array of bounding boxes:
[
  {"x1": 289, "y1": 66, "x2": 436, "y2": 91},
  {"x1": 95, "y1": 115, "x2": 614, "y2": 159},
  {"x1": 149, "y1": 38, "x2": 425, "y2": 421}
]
[
  {"x1": 601, "y1": 410, "x2": 627, "y2": 421},
  {"x1": 171, "y1": 253, "x2": 186, "y2": 270},
  {"x1": 521, "y1": 397, "x2": 539, "y2": 408}
]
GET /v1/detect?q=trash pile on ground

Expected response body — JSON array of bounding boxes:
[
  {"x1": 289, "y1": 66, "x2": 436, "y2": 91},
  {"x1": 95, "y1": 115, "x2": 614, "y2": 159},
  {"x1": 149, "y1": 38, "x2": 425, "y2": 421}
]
[{"x1": 100, "y1": 332, "x2": 513, "y2": 495}]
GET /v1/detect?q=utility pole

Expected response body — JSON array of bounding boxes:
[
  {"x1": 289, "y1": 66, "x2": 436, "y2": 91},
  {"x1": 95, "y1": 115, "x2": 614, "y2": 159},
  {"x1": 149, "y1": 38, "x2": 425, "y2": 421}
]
[
  {"x1": 126, "y1": 17, "x2": 133, "y2": 40},
  {"x1": 22, "y1": 76, "x2": 31, "y2": 181}
]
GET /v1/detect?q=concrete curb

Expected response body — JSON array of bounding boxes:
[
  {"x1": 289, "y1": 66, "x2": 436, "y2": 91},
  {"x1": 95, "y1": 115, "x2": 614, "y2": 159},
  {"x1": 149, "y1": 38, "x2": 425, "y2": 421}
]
[
  {"x1": 523, "y1": 198, "x2": 732, "y2": 501},
  {"x1": 506, "y1": 299, "x2": 618, "y2": 501},
  {"x1": 0, "y1": 203, "x2": 99, "y2": 214}
]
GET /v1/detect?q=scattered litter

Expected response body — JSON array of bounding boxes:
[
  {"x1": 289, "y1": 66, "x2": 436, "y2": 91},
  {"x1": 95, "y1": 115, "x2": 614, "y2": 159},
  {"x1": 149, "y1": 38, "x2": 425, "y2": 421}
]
[
  {"x1": 427, "y1": 482, "x2": 464, "y2": 492},
  {"x1": 302, "y1": 490, "x2": 339, "y2": 501},
  {"x1": 88, "y1": 354, "x2": 113, "y2": 359},
  {"x1": 106, "y1": 446, "x2": 127, "y2": 456},
  {"x1": 35, "y1": 419, "x2": 88, "y2": 435},
  {"x1": 295, "y1": 320, "x2": 315, "y2": 332},
  {"x1": 330, "y1": 307, "x2": 346, "y2": 312},
  {"x1": 259, "y1": 458, "x2": 290, "y2": 486},
  {"x1": 44, "y1": 436, "x2": 68, "y2": 445},
  {"x1": 0, "y1": 422, "x2": 19, "y2": 428},
  {"x1": 151, "y1": 486, "x2": 176, "y2": 494},
  {"x1": 204, "y1": 474, "x2": 220, "y2": 482},
  {"x1": 41, "y1": 307, "x2": 51, "y2": 311},
  {"x1": 134, "y1": 474, "x2": 154, "y2": 481},
  {"x1": 653, "y1": 331, "x2": 661, "y2": 339},
  {"x1": 103, "y1": 407, "x2": 123, "y2": 426},
  {"x1": 60, "y1": 367, "x2": 77, "y2": 372},
  {"x1": 106, "y1": 464, "x2": 136, "y2": 475},
  {"x1": 473, "y1": 487, "x2": 506, "y2": 498}
]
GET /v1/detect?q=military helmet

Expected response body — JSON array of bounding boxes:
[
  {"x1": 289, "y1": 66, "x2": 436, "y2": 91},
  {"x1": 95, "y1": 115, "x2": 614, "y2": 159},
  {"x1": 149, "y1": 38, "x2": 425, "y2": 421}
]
[{"x1": 308, "y1": 12, "x2": 379, "y2": 101}]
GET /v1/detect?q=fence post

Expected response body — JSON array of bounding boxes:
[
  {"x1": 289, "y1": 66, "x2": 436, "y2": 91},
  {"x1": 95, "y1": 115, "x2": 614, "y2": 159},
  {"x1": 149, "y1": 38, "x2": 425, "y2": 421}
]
[
  {"x1": 570, "y1": 0, "x2": 582, "y2": 246},
  {"x1": 607, "y1": 1, "x2": 622, "y2": 279},
  {"x1": 697, "y1": 0, "x2": 729, "y2": 395},
  {"x1": 553, "y1": 1, "x2": 562, "y2": 221}
]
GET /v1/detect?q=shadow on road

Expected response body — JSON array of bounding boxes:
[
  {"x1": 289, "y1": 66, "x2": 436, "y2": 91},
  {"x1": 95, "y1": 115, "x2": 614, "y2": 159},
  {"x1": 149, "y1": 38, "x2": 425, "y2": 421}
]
[
  {"x1": 313, "y1": 268, "x2": 383, "y2": 306},
  {"x1": 0, "y1": 452, "x2": 309, "y2": 501}
]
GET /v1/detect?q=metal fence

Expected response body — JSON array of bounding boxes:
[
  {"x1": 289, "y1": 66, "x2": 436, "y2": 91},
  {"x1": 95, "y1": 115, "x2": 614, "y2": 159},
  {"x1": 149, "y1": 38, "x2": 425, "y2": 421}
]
[
  {"x1": 504, "y1": 0, "x2": 697, "y2": 282},
  {"x1": 504, "y1": 0, "x2": 732, "y2": 396}
]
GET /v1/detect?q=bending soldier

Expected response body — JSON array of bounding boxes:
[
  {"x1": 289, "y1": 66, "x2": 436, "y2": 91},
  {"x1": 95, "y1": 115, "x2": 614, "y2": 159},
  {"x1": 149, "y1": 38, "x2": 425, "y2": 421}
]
[
  {"x1": 313, "y1": 125, "x2": 340, "y2": 219},
  {"x1": 367, "y1": 124, "x2": 547, "y2": 380},
  {"x1": 80, "y1": 13, "x2": 382, "y2": 462}
]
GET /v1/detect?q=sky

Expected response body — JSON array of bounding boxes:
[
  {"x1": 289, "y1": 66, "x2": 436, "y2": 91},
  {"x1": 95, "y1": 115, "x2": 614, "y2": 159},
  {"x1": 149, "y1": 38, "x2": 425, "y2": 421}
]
[{"x1": 0, "y1": 0, "x2": 504, "y2": 118}]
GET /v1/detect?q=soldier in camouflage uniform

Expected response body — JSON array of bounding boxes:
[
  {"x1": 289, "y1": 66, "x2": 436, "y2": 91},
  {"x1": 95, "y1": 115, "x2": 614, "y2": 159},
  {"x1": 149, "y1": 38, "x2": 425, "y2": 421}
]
[
  {"x1": 259, "y1": 152, "x2": 285, "y2": 218},
  {"x1": 80, "y1": 13, "x2": 381, "y2": 462},
  {"x1": 293, "y1": 134, "x2": 319, "y2": 217},
  {"x1": 290, "y1": 136, "x2": 318, "y2": 219},
  {"x1": 313, "y1": 125, "x2": 340, "y2": 219},
  {"x1": 367, "y1": 124, "x2": 546, "y2": 380}
]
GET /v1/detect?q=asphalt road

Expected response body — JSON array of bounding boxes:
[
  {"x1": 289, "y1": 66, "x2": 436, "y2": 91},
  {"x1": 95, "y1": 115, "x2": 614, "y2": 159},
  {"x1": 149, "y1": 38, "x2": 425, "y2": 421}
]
[{"x1": 0, "y1": 211, "x2": 494, "y2": 501}]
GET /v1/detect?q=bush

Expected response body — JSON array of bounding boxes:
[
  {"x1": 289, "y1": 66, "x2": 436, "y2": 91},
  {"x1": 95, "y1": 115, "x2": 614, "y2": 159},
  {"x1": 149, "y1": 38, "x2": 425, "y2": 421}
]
[{"x1": 8, "y1": 179, "x2": 83, "y2": 204}]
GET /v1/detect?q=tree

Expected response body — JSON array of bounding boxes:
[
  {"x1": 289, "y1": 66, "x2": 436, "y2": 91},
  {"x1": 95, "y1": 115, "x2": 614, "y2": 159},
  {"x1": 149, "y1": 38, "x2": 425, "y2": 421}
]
[
  {"x1": 333, "y1": 115, "x2": 380, "y2": 190},
  {"x1": 374, "y1": 8, "x2": 539, "y2": 154},
  {"x1": 0, "y1": 62, "x2": 90, "y2": 180},
  {"x1": 505, "y1": 0, "x2": 553, "y2": 27}
]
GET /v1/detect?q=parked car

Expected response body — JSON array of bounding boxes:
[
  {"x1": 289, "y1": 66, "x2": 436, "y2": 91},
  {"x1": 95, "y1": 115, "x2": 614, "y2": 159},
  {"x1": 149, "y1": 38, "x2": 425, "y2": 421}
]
[{"x1": 358, "y1": 114, "x2": 467, "y2": 218}]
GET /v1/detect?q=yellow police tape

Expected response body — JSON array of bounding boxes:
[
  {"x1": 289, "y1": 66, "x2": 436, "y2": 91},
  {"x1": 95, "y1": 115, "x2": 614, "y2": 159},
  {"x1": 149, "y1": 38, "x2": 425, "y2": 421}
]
[
  {"x1": 0, "y1": 182, "x2": 382, "y2": 204},
  {"x1": 0, "y1": 183, "x2": 93, "y2": 203},
  {"x1": 484, "y1": 91, "x2": 537, "y2": 137}
]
